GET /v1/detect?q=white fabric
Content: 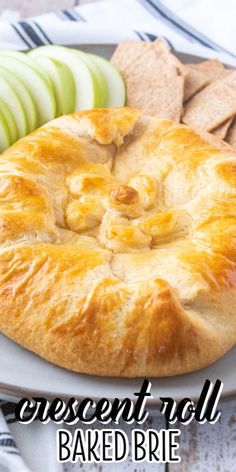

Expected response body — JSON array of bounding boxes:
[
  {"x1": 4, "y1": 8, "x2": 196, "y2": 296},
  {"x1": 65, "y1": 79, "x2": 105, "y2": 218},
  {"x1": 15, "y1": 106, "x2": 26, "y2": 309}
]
[
  {"x1": 163, "y1": 0, "x2": 235, "y2": 55},
  {"x1": 8, "y1": 420, "x2": 63, "y2": 472},
  {"x1": 0, "y1": 0, "x2": 234, "y2": 65},
  {"x1": 0, "y1": 411, "x2": 31, "y2": 472}
]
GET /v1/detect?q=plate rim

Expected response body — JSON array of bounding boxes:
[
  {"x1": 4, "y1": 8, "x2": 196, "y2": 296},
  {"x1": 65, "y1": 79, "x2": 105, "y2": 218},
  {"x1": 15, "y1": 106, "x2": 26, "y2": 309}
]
[{"x1": 1, "y1": 374, "x2": 236, "y2": 405}]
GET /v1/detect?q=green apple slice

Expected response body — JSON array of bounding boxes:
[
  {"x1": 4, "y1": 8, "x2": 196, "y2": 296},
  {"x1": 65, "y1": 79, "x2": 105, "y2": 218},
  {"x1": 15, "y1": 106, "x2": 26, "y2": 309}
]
[
  {"x1": 27, "y1": 46, "x2": 98, "y2": 111},
  {"x1": 0, "y1": 55, "x2": 56, "y2": 126},
  {"x1": 88, "y1": 53, "x2": 126, "y2": 107},
  {"x1": 30, "y1": 47, "x2": 108, "y2": 109},
  {"x1": 28, "y1": 55, "x2": 75, "y2": 116},
  {"x1": 0, "y1": 97, "x2": 18, "y2": 144},
  {"x1": 0, "y1": 65, "x2": 37, "y2": 133},
  {"x1": 0, "y1": 51, "x2": 53, "y2": 90},
  {"x1": 0, "y1": 109, "x2": 11, "y2": 152},
  {"x1": 0, "y1": 76, "x2": 27, "y2": 138},
  {"x1": 72, "y1": 50, "x2": 108, "y2": 107}
]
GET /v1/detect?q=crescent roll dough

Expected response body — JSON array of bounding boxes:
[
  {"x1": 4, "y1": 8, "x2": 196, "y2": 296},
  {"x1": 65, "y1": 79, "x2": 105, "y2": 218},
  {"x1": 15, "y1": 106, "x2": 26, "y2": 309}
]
[{"x1": 0, "y1": 107, "x2": 236, "y2": 377}]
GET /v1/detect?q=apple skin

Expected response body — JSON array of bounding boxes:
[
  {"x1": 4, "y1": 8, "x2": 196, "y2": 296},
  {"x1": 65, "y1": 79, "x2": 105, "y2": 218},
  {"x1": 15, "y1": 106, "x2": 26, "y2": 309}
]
[
  {"x1": 0, "y1": 97, "x2": 18, "y2": 144},
  {"x1": 0, "y1": 107, "x2": 11, "y2": 152},
  {"x1": 29, "y1": 46, "x2": 100, "y2": 111},
  {"x1": 29, "y1": 46, "x2": 126, "y2": 112},
  {"x1": 0, "y1": 46, "x2": 127, "y2": 152},
  {"x1": 29, "y1": 55, "x2": 75, "y2": 116},
  {"x1": 0, "y1": 54, "x2": 56, "y2": 126},
  {"x1": 0, "y1": 51, "x2": 53, "y2": 90},
  {"x1": 0, "y1": 64, "x2": 37, "y2": 133},
  {"x1": 72, "y1": 50, "x2": 108, "y2": 108},
  {"x1": 88, "y1": 53, "x2": 126, "y2": 107},
  {"x1": 0, "y1": 76, "x2": 27, "y2": 138}
]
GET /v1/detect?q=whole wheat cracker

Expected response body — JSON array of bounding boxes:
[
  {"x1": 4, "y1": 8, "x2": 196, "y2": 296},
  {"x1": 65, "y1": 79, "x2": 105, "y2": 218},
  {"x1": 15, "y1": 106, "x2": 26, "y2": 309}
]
[
  {"x1": 196, "y1": 59, "x2": 225, "y2": 72},
  {"x1": 226, "y1": 118, "x2": 236, "y2": 147},
  {"x1": 184, "y1": 60, "x2": 229, "y2": 102},
  {"x1": 110, "y1": 40, "x2": 149, "y2": 74},
  {"x1": 126, "y1": 75, "x2": 184, "y2": 121},
  {"x1": 111, "y1": 40, "x2": 235, "y2": 130},
  {"x1": 151, "y1": 38, "x2": 185, "y2": 76},
  {"x1": 212, "y1": 118, "x2": 233, "y2": 140},
  {"x1": 122, "y1": 39, "x2": 184, "y2": 121},
  {"x1": 222, "y1": 71, "x2": 236, "y2": 90},
  {"x1": 184, "y1": 65, "x2": 210, "y2": 102},
  {"x1": 183, "y1": 81, "x2": 236, "y2": 131},
  {"x1": 124, "y1": 38, "x2": 181, "y2": 78}
]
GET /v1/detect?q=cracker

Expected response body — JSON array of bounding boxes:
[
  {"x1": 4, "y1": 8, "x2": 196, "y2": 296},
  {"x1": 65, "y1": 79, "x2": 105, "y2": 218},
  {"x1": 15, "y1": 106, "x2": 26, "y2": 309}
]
[
  {"x1": 196, "y1": 59, "x2": 225, "y2": 72},
  {"x1": 126, "y1": 75, "x2": 184, "y2": 121},
  {"x1": 125, "y1": 43, "x2": 171, "y2": 78},
  {"x1": 184, "y1": 60, "x2": 229, "y2": 102},
  {"x1": 183, "y1": 81, "x2": 236, "y2": 131},
  {"x1": 226, "y1": 118, "x2": 236, "y2": 147},
  {"x1": 211, "y1": 118, "x2": 233, "y2": 140},
  {"x1": 125, "y1": 38, "x2": 183, "y2": 78},
  {"x1": 151, "y1": 38, "x2": 185, "y2": 75},
  {"x1": 111, "y1": 38, "x2": 180, "y2": 80},
  {"x1": 122, "y1": 39, "x2": 184, "y2": 121},
  {"x1": 222, "y1": 71, "x2": 236, "y2": 90},
  {"x1": 110, "y1": 40, "x2": 149, "y2": 74},
  {"x1": 184, "y1": 65, "x2": 210, "y2": 102},
  {"x1": 192, "y1": 60, "x2": 229, "y2": 82}
]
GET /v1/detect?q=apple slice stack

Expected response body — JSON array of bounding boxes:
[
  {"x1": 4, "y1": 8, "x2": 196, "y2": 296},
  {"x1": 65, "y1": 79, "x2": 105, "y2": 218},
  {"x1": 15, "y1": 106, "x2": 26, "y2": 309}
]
[{"x1": 0, "y1": 46, "x2": 126, "y2": 152}]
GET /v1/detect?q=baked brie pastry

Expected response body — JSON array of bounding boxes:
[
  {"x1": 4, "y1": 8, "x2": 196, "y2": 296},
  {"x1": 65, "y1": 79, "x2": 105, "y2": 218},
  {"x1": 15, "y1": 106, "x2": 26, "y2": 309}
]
[{"x1": 0, "y1": 107, "x2": 235, "y2": 377}]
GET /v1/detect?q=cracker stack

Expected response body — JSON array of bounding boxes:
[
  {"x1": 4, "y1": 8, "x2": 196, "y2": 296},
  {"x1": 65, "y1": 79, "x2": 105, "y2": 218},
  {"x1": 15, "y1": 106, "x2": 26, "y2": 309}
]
[{"x1": 111, "y1": 39, "x2": 236, "y2": 146}]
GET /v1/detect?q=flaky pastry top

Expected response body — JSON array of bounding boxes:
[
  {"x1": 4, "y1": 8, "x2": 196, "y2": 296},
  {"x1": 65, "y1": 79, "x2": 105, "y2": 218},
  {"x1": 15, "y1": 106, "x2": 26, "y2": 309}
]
[{"x1": 0, "y1": 107, "x2": 236, "y2": 377}]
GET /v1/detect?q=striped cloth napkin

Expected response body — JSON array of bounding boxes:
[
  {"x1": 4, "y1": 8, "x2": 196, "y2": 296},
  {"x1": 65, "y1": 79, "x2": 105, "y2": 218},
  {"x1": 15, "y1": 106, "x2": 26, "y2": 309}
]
[
  {"x1": 0, "y1": 0, "x2": 234, "y2": 470},
  {"x1": 0, "y1": 401, "x2": 61, "y2": 471},
  {"x1": 0, "y1": 406, "x2": 31, "y2": 471},
  {"x1": 0, "y1": 0, "x2": 235, "y2": 65}
]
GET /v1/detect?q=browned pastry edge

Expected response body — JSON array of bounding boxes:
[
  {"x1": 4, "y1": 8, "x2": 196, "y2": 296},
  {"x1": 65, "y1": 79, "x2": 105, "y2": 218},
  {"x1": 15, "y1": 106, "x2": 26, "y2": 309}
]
[{"x1": 0, "y1": 107, "x2": 235, "y2": 377}]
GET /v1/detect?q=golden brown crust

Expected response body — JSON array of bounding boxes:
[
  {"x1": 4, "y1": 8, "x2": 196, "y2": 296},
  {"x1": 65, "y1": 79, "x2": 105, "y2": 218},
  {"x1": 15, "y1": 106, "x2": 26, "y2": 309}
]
[{"x1": 0, "y1": 107, "x2": 236, "y2": 377}]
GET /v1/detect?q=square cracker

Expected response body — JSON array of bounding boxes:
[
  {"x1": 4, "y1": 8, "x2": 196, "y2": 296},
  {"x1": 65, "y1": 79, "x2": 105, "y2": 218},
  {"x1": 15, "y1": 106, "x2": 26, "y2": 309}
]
[
  {"x1": 196, "y1": 59, "x2": 225, "y2": 72},
  {"x1": 226, "y1": 118, "x2": 236, "y2": 147},
  {"x1": 150, "y1": 38, "x2": 185, "y2": 75},
  {"x1": 124, "y1": 38, "x2": 182, "y2": 78},
  {"x1": 192, "y1": 59, "x2": 229, "y2": 84},
  {"x1": 110, "y1": 40, "x2": 150, "y2": 74},
  {"x1": 123, "y1": 39, "x2": 184, "y2": 121},
  {"x1": 126, "y1": 75, "x2": 184, "y2": 121},
  {"x1": 183, "y1": 81, "x2": 236, "y2": 131},
  {"x1": 184, "y1": 60, "x2": 229, "y2": 102},
  {"x1": 211, "y1": 118, "x2": 233, "y2": 140},
  {"x1": 184, "y1": 66, "x2": 210, "y2": 102},
  {"x1": 222, "y1": 71, "x2": 236, "y2": 90}
]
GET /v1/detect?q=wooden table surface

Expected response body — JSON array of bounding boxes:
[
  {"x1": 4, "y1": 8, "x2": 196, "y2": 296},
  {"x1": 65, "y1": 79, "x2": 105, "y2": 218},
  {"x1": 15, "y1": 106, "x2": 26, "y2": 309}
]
[
  {"x1": 0, "y1": 1, "x2": 235, "y2": 471},
  {"x1": 61, "y1": 399, "x2": 236, "y2": 472}
]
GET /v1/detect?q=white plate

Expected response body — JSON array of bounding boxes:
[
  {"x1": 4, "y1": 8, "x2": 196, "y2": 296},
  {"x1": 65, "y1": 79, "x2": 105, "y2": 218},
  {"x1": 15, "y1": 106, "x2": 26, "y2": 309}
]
[
  {"x1": 0, "y1": 47, "x2": 235, "y2": 405},
  {"x1": 0, "y1": 332, "x2": 236, "y2": 404}
]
